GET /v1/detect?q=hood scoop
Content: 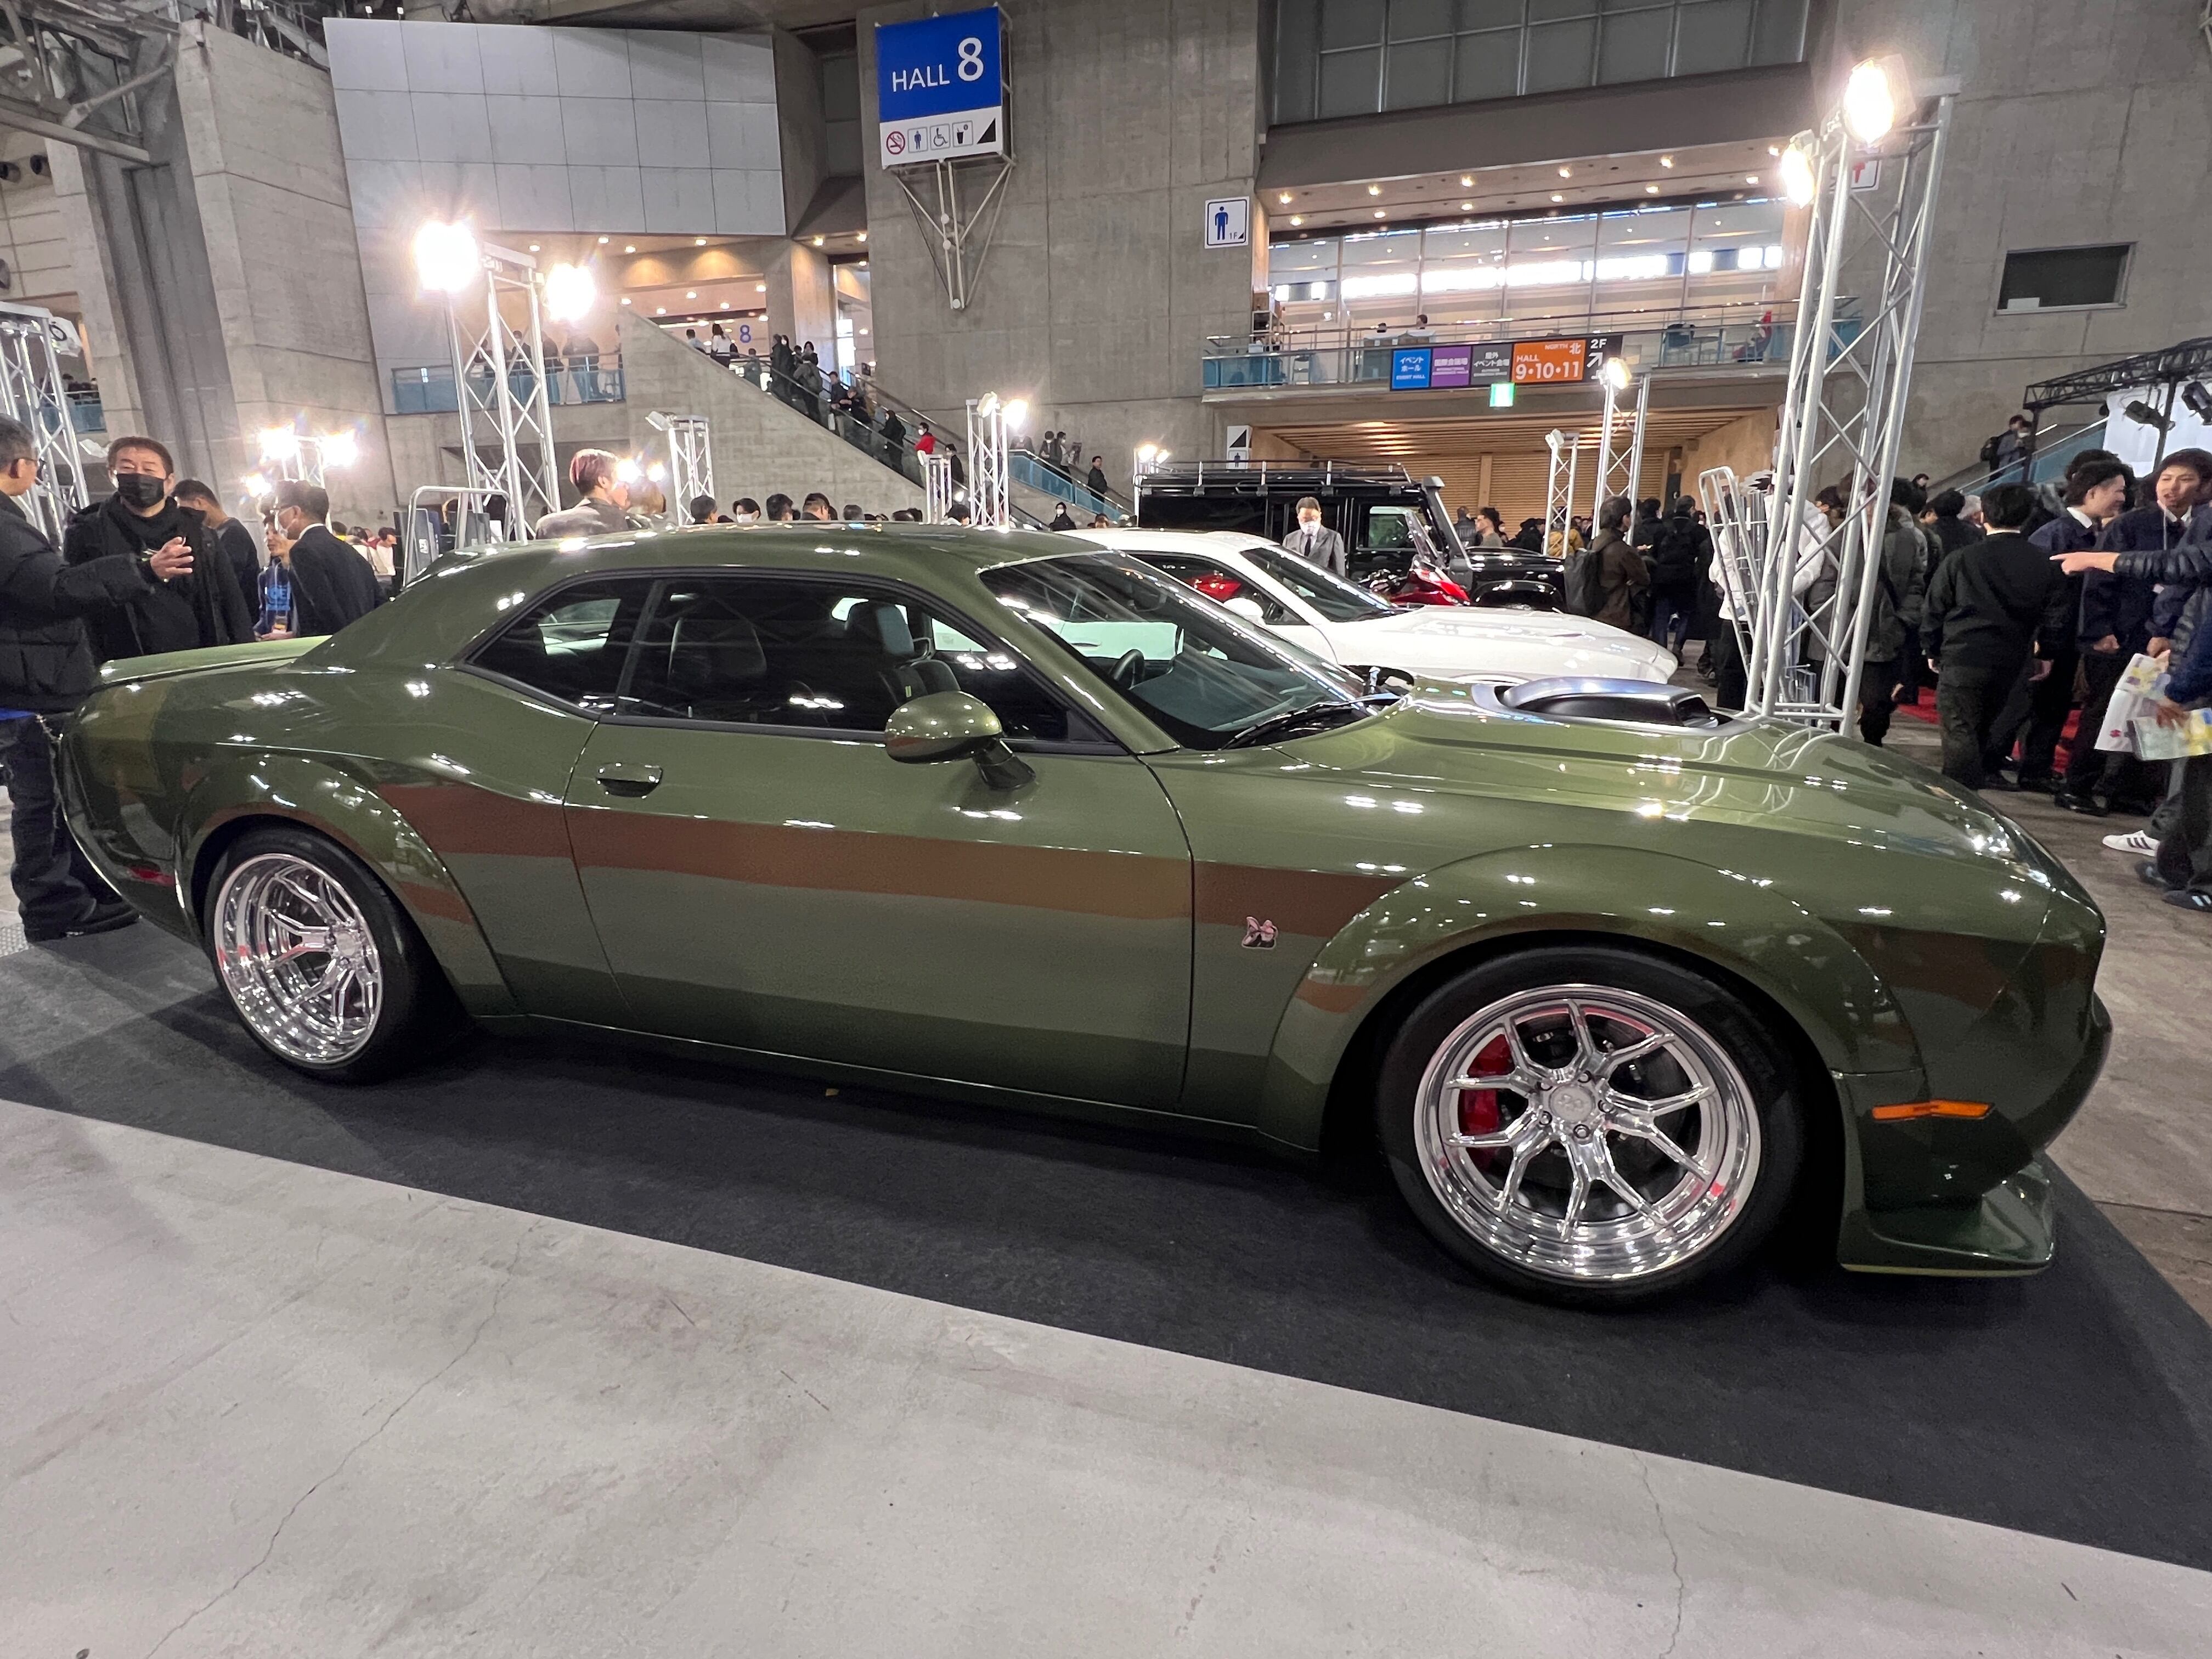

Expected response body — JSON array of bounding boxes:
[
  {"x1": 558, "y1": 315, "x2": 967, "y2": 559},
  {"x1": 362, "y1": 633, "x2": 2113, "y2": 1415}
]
[{"x1": 1497, "y1": 678, "x2": 1726, "y2": 729}]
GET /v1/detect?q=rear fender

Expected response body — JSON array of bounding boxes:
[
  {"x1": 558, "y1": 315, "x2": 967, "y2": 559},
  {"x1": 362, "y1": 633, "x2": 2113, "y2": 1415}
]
[
  {"x1": 184, "y1": 753, "x2": 518, "y2": 1018},
  {"x1": 1255, "y1": 844, "x2": 1918, "y2": 1150}
]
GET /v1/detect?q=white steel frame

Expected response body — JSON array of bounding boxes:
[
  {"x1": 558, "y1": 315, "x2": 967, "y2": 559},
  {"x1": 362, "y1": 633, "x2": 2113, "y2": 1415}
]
[
  {"x1": 1543, "y1": 427, "x2": 1580, "y2": 543},
  {"x1": 437, "y1": 240, "x2": 559, "y2": 539},
  {"x1": 0, "y1": 301, "x2": 89, "y2": 541},
  {"x1": 1740, "y1": 94, "x2": 1953, "y2": 727},
  {"x1": 1587, "y1": 369, "x2": 1649, "y2": 524},
  {"x1": 399, "y1": 482, "x2": 514, "y2": 590},
  {"x1": 648, "y1": 411, "x2": 714, "y2": 519},
  {"x1": 964, "y1": 396, "x2": 1011, "y2": 527},
  {"x1": 922, "y1": 451, "x2": 955, "y2": 523}
]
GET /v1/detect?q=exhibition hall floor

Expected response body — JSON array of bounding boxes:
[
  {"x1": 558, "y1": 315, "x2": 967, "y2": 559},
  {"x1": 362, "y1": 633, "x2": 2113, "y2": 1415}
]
[{"x1": 3, "y1": 720, "x2": 2211, "y2": 1653}]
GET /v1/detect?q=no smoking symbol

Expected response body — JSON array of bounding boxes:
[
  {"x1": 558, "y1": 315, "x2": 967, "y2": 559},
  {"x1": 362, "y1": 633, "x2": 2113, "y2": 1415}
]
[{"x1": 886, "y1": 130, "x2": 906, "y2": 155}]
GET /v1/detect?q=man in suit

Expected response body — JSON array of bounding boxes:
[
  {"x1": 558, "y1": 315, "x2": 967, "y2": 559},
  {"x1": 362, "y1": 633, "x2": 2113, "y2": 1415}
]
[
  {"x1": 268, "y1": 479, "x2": 383, "y2": 636},
  {"x1": 1282, "y1": 495, "x2": 1346, "y2": 576}
]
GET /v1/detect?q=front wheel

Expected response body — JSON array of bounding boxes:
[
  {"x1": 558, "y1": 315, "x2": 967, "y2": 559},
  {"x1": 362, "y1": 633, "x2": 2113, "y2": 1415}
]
[
  {"x1": 1376, "y1": 946, "x2": 1805, "y2": 1305},
  {"x1": 206, "y1": 826, "x2": 458, "y2": 1082}
]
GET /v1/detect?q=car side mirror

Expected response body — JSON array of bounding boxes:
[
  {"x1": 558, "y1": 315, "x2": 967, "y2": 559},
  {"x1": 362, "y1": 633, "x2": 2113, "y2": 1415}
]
[
  {"x1": 884, "y1": 691, "x2": 1034, "y2": 790},
  {"x1": 1224, "y1": 596, "x2": 1267, "y2": 622}
]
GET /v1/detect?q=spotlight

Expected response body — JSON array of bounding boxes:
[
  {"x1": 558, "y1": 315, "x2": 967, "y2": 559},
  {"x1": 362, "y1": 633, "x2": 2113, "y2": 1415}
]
[
  {"x1": 544, "y1": 262, "x2": 596, "y2": 322},
  {"x1": 1779, "y1": 138, "x2": 1818, "y2": 206},
  {"x1": 257, "y1": 426, "x2": 300, "y2": 464},
  {"x1": 976, "y1": 391, "x2": 1001, "y2": 418},
  {"x1": 319, "y1": 430, "x2": 360, "y2": 469},
  {"x1": 241, "y1": 472, "x2": 271, "y2": 498},
  {"x1": 1001, "y1": 398, "x2": 1030, "y2": 431},
  {"x1": 2124, "y1": 399, "x2": 2173, "y2": 433},
  {"x1": 2183, "y1": 382, "x2": 2212, "y2": 422},
  {"x1": 411, "y1": 220, "x2": 479, "y2": 294},
  {"x1": 1599, "y1": 357, "x2": 1630, "y2": 392},
  {"x1": 1844, "y1": 57, "x2": 1904, "y2": 143}
]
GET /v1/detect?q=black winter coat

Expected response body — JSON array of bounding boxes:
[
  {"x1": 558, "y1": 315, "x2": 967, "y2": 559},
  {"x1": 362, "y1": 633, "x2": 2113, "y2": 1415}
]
[
  {"x1": 0, "y1": 492, "x2": 154, "y2": 713},
  {"x1": 284, "y1": 524, "x2": 386, "y2": 636},
  {"x1": 62, "y1": 495, "x2": 255, "y2": 662}
]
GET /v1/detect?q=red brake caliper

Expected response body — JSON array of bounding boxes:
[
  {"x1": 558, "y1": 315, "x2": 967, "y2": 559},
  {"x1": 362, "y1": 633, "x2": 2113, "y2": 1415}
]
[{"x1": 1457, "y1": 1032, "x2": 1511, "y2": 1168}]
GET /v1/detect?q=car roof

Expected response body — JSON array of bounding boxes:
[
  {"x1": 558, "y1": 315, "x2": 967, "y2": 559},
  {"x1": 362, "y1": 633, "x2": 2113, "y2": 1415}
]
[{"x1": 1064, "y1": 527, "x2": 1276, "y2": 556}]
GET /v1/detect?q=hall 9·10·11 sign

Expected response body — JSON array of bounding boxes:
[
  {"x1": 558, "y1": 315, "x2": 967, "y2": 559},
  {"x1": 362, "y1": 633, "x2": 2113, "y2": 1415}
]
[{"x1": 875, "y1": 5, "x2": 1007, "y2": 168}]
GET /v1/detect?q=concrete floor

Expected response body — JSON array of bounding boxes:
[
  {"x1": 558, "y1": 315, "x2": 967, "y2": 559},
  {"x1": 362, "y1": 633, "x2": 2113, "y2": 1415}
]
[{"x1": 4, "y1": 1098, "x2": 2209, "y2": 1657}]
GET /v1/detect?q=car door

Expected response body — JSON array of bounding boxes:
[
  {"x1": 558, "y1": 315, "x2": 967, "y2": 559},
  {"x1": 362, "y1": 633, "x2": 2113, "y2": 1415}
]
[{"x1": 560, "y1": 571, "x2": 1194, "y2": 1108}]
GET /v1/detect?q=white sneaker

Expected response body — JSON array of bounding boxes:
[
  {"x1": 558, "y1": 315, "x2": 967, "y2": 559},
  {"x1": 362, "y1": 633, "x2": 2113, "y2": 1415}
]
[{"x1": 2102, "y1": 830, "x2": 2158, "y2": 855}]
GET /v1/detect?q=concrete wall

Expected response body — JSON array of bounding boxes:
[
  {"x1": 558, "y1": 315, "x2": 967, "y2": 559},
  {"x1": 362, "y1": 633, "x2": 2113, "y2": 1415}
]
[
  {"x1": 856, "y1": 0, "x2": 1265, "y2": 497},
  {"x1": 1679, "y1": 408, "x2": 1778, "y2": 496},
  {"x1": 0, "y1": 137, "x2": 77, "y2": 317},
  {"x1": 1827, "y1": 0, "x2": 2212, "y2": 475}
]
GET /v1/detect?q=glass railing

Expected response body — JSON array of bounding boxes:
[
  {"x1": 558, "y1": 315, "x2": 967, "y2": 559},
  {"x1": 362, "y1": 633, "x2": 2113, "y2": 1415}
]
[
  {"x1": 1930, "y1": 420, "x2": 2107, "y2": 499},
  {"x1": 66, "y1": 389, "x2": 103, "y2": 433},
  {"x1": 1203, "y1": 304, "x2": 1860, "y2": 391},
  {"x1": 1010, "y1": 450, "x2": 1129, "y2": 522},
  {"x1": 391, "y1": 354, "x2": 626, "y2": 414}
]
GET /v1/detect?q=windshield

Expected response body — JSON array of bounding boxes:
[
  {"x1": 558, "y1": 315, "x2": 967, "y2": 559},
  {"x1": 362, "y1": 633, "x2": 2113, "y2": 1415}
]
[
  {"x1": 1244, "y1": 544, "x2": 1397, "y2": 622},
  {"x1": 983, "y1": 553, "x2": 1363, "y2": 749}
]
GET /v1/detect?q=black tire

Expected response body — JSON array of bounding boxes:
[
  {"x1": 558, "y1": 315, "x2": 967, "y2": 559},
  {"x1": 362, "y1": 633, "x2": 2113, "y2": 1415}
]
[
  {"x1": 204, "y1": 825, "x2": 461, "y2": 1083},
  {"x1": 1376, "y1": 944, "x2": 1806, "y2": 1307}
]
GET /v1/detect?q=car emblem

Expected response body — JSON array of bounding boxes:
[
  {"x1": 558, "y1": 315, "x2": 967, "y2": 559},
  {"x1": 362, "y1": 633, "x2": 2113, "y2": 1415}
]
[{"x1": 1242, "y1": 916, "x2": 1278, "y2": 949}]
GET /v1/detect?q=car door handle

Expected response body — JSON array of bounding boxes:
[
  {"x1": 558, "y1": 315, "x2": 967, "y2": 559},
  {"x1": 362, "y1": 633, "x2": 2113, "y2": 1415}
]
[{"x1": 596, "y1": 762, "x2": 663, "y2": 798}]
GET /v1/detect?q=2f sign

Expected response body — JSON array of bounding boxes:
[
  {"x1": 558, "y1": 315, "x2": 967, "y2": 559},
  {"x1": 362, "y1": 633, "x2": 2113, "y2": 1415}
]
[{"x1": 1205, "y1": 198, "x2": 1249, "y2": 249}]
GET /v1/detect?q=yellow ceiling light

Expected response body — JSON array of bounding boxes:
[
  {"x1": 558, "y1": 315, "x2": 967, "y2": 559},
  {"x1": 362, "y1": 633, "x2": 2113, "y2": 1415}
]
[
  {"x1": 1550, "y1": 193, "x2": 1565, "y2": 202},
  {"x1": 1460, "y1": 200, "x2": 1474, "y2": 210},
  {"x1": 1658, "y1": 155, "x2": 1674, "y2": 168},
  {"x1": 1645, "y1": 183, "x2": 1661, "y2": 194},
  {"x1": 1367, "y1": 183, "x2": 1381, "y2": 195},
  {"x1": 1558, "y1": 166, "x2": 1571, "y2": 178},
  {"x1": 1288, "y1": 215, "x2": 1303, "y2": 225},
  {"x1": 1278, "y1": 191, "x2": 1293, "y2": 205},
  {"x1": 1459, "y1": 174, "x2": 1473, "y2": 186}
]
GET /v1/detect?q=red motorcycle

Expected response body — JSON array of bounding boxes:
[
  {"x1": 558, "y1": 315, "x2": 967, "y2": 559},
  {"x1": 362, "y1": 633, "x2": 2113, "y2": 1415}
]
[{"x1": 1366, "y1": 551, "x2": 1470, "y2": 607}]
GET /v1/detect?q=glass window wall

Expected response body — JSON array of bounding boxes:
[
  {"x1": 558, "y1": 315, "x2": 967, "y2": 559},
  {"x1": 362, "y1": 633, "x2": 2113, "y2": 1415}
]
[{"x1": 1273, "y1": 0, "x2": 1807, "y2": 122}]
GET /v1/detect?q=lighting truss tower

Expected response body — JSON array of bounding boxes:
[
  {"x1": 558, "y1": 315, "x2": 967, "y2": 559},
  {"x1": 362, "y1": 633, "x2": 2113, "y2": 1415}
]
[
  {"x1": 1587, "y1": 368, "x2": 1648, "y2": 524},
  {"x1": 437, "y1": 240, "x2": 560, "y2": 537},
  {"x1": 1744, "y1": 88, "x2": 1953, "y2": 727},
  {"x1": 648, "y1": 411, "x2": 714, "y2": 517},
  {"x1": 1543, "y1": 428, "x2": 1580, "y2": 545},
  {"x1": 0, "y1": 301, "x2": 89, "y2": 541},
  {"x1": 922, "y1": 451, "x2": 955, "y2": 523},
  {"x1": 964, "y1": 394, "x2": 1011, "y2": 527}
]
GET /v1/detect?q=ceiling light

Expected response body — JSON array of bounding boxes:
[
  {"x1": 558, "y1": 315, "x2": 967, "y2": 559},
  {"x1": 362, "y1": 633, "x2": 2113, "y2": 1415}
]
[
  {"x1": 527, "y1": 242, "x2": 540, "y2": 252},
  {"x1": 685, "y1": 290, "x2": 697, "y2": 298},
  {"x1": 1288, "y1": 215, "x2": 1303, "y2": 226},
  {"x1": 856, "y1": 231, "x2": 867, "y2": 242},
  {"x1": 812, "y1": 235, "x2": 826, "y2": 246},
  {"x1": 1278, "y1": 192, "x2": 1293, "y2": 205},
  {"x1": 1768, "y1": 145, "x2": 1782, "y2": 157},
  {"x1": 624, "y1": 244, "x2": 636, "y2": 253},
  {"x1": 695, "y1": 237, "x2": 707, "y2": 245},
  {"x1": 1460, "y1": 174, "x2": 1473, "y2": 186},
  {"x1": 1745, "y1": 174, "x2": 1759, "y2": 184},
  {"x1": 1373, "y1": 209, "x2": 1386, "y2": 218},
  {"x1": 1659, "y1": 155, "x2": 1674, "y2": 168},
  {"x1": 620, "y1": 296, "x2": 631, "y2": 305},
  {"x1": 598, "y1": 235, "x2": 610, "y2": 242},
  {"x1": 1550, "y1": 193, "x2": 1564, "y2": 202},
  {"x1": 654, "y1": 306, "x2": 665, "y2": 314},
  {"x1": 1558, "y1": 167, "x2": 1571, "y2": 178},
  {"x1": 1460, "y1": 201, "x2": 1474, "y2": 211},
  {"x1": 755, "y1": 282, "x2": 766, "y2": 292},
  {"x1": 1367, "y1": 184, "x2": 1381, "y2": 195},
  {"x1": 720, "y1": 300, "x2": 730, "y2": 308},
  {"x1": 1645, "y1": 184, "x2": 1660, "y2": 195}
]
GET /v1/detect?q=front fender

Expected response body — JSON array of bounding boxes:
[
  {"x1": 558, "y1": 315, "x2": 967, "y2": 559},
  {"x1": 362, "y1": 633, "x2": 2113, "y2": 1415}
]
[
  {"x1": 1252, "y1": 844, "x2": 1919, "y2": 1150},
  {"x1": 181, "y1": 754, "x2": 518, "y2": 1019}
]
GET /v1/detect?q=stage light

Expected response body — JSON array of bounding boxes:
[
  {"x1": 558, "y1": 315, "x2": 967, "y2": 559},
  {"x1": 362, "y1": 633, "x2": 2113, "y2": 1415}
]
[
  {"x1": 1001, "y1": 398, "x2": 1030, "y2": 431},
  {"x1": 2182, "y1": 381, "x2": 2212, "y2": 422},
  {"x1": 1844, "y1": 58, "x2": 1901, "y2": 142},
  {"x1": 544, "y1": 262, "x2": 596, "y2": 323},
  {"x1": 319, "y1": 430, "x2": 359, "y2": 469},
  {"x1": 2124, "y1": 399, "x2": 2173, "y2": 433},
  {"x1": 1779, "y1": 138, "x2": 1818, "y2": 206},
  {"x1": 257, "y1": 426, "x2": 300, "y2": 464},
  {"x1": 411, "y1": 221, "x2": 479, "y2": 294},
  {"x1": 1599, "y1": 357, "x2": 1631, "y2": 392}
]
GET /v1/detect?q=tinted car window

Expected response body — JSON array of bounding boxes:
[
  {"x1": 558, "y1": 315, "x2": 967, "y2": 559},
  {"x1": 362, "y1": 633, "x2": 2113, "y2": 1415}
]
[
  {"x1": 618, "y1": 575, "x2": 1082, "y2": 742},
  {"x1": 1245, "y1": 545, "x2": 1397, "y2": 621},
  {"x1": 469, "y1": 579, "x2": 652, "y2": 713}
]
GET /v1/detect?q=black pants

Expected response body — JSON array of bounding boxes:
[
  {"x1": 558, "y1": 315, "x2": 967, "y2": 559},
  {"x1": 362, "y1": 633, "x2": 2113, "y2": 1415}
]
[
  {"x1": 2012, "y1": 646, "x2": 2078, "y2": 784},
  {"x1": 2156, "y1": 753, "x2": 2212, "y2": 896},
  {"x1": 1936, "y1": 664, "x2": 2017, "y2": 789},
  {"x1": 0, "y1": 715, "x2": 112, "y2": 933},
  {"x1": 1893, "y1": 623, "x2": 1924, "y2": 704},
  {"x1": 1857, "y1": 657, "x2": 1900, "y2": 746},
  {"x1": 2063, "y1": 647, "x2": 2158, "y2": 805},
  {"x1": 1707, "y1": 621, "x2": 1747, "y2": 711}
]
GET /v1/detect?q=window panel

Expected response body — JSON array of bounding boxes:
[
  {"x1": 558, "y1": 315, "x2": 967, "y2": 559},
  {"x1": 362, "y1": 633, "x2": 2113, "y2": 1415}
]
[
  {"x1": 1317, "y1": 45, "x2": 1384, "y2": 116},
  {"x1": 1458, "y1": 0, "x2": 1523, "y2": 23},
  {"x1": 1999, "y1": 245, "x2": 2130, "y2": 311},
  {"x1": 1453, "y1": 28, "x2": 1522, "y2": 99},
  {"x1": 1597, "y1": 7, "x2": 1672, "y2": 82},
  {"x1": 470, "y1": 579, "x2": 652, "y2": 714},
  {"x1": 1526, "y1": 0, "x2": 1595, "y2": 18},
  {"x1": 1385, "y1": 38, "x2": 1455, "y2": 106},
  {"x1": 1274, "y1": 0, "x2": 1321, "y2": 122},
  {"x1": 1389, "y1": 0, "x2": 1457, "y2": 38},
  {"x1": 1523, "y1": 17, "x2": 1596, "y2": 91},
  {"x1": 1748, "y1": 0, "x2": 1807, "y2": 65},
  {"x1": 1672, "y1": 0, "x2": 1752, "y2": 75},
  {"x1": 1320, "y1": 0, "x2": 1387, "y2": 49}
]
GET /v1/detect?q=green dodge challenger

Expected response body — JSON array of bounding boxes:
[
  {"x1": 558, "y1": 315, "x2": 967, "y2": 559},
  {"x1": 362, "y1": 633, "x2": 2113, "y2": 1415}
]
[{"x1": 59, "y1": 524, "x2": 2109, "y2": 1304}]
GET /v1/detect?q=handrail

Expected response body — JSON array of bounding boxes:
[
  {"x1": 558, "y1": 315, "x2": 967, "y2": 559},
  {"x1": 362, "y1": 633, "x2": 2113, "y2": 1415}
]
[
  {"x1": 1215, "y1": 296, "x2": 1813, "y2": 357},
  {"x1": 1929, "y1": 417, "x2": 2108, "y2": 498},
  {"x1": 392, "y1": 353, "x2": 625, "y2": 413},
  {"x1": 1010, "y1": 449, "x2": 1129, "y2": 522}
]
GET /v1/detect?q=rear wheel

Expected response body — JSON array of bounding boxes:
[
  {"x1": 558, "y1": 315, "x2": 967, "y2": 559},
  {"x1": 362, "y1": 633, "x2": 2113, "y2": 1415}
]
[
  {"x1": 1376, "y1": 946, "x2": 1804, "y2": 1305},
  {"x1": 206, "y1": 826, "x2": 458, "y2": 1082}
]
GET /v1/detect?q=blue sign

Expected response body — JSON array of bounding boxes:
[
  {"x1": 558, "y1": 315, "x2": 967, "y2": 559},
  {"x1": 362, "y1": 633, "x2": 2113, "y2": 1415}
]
[
  {"x1": 876, "y1": 7, "x2": 1006, "y2": 167},
  {"x1": 1390, "y1": 348, "x2": 1432, "y2": 391}
]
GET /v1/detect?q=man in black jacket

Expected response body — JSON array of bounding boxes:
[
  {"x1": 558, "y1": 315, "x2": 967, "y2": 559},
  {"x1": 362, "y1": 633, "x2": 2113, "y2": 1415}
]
[
  {"x1": 64, "y1": 435, "x2": 253, "y2": 662},
  {"x1": 172, "y1": 477, "x2": 260, "y2": 601},
  {"x1": 269, "y1": 479, "x2": 384, "y2": 636},
  {"x1": 0, "y1": 416, "x2": 194, "y2": 940},
  {"x1": 2004, "y1": 456, "x2": 2132, "y2": 788},
  {"x1": 1643, "y1": 498, "x2": 1709, "y2": 662},
  {"x1": 1923, "y1": 484, "x2": 2076, "y2": 790}
]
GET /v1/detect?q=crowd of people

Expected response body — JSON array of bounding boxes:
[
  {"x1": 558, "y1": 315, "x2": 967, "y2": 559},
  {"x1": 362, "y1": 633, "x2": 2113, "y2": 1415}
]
[{"x1": 0, "y1": 425, "x2": 391, "y2": 942}]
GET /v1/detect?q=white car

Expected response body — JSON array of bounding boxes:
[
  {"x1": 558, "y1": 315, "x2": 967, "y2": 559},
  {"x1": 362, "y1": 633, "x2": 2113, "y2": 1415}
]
[{"x1": 1071, "y1": 528, "x2": 1677, "y2": 686}]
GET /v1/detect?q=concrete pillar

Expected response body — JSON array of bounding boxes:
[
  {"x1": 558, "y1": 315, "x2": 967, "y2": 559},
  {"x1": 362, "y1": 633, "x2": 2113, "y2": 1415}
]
[{"x1": 762, "y1": 240, "x2": 837, "y2": 365}]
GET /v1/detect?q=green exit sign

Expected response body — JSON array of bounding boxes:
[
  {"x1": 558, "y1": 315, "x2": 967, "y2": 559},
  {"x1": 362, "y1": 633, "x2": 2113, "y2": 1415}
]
[{"x1": 1488, "y1": 381, "x2": 1516, "y2": 408}]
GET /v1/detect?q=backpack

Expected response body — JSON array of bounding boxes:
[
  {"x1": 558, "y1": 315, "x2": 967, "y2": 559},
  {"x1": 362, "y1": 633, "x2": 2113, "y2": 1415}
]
[
  {"x1": 1563, "y1": 544, "x2": 1604, "y2": 616},
  {"x1": 1650, "y1": 517, "x2": 1702, "y2": 588}
]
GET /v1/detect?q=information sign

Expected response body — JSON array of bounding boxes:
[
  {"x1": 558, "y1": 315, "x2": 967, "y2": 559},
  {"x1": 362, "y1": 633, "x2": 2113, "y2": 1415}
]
[
  {"x1": 1511, "y1": 337, "x2": 1588, "y2": 384},
  {"x1": 875, "y1": 6, "x2": 1005, "y2": 169},
  {"x1": 1204, "y1": 198, "x2": 1250, "y2": 249},
  {"x1": 1427, "y1": 344, "x2": 1471, "y2": 388},
  {"x1": 1390, "y1": 348, "x2": 1432, "y2": 391}
]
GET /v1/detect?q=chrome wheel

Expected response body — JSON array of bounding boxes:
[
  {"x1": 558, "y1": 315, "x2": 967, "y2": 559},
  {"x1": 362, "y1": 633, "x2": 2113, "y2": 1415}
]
[
  {"x1": 1412, "y1": 983, "x2": 1760, "y2": 1284},
  {"x1": 212, "y1": 852, "x2": 383, "y2": 1067}
]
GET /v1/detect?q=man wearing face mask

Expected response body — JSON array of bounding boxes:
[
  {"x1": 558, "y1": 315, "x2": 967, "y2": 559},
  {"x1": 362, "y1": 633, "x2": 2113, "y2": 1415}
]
[
  {"x1": 267, "y1": 479, "x2": 383, "y2": 636},
  {"x1": 0, "y1": 415, "x2": 193, "y2": 940},
  {"x1": 63, "y1": 435, "x2": 253, "y2": 662}
]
